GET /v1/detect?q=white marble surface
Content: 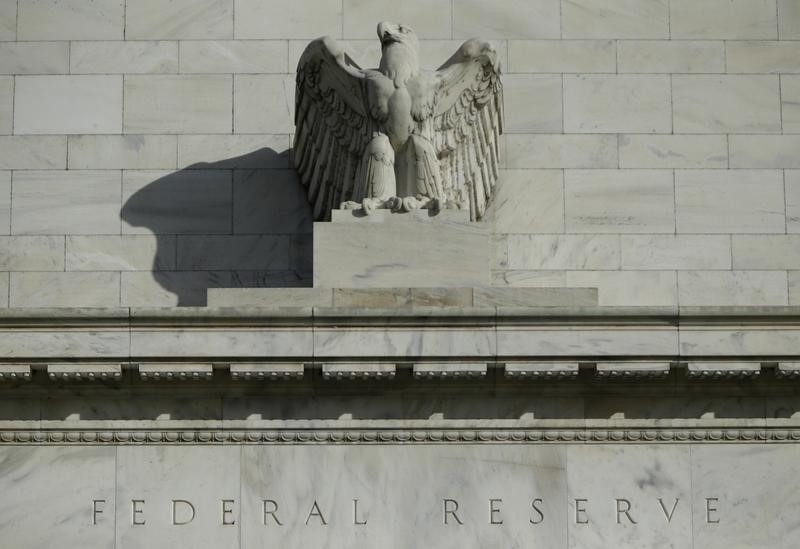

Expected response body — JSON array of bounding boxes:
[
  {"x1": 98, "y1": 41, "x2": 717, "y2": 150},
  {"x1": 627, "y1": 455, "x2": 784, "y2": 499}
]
[
  {"x1": 125, "y1": 0, "x2": 233, "y2": 40},
  {"x1": 123, "y1": 75, "x2": 232, "y2": 133},
  {"x1": 675, "y1": 170, "x2": 785, "y2": 234},
  {"x1": 564, "y1": 75, "x2": 672, "y2": 133},
  {"x1": 691, "y1": 446, "x2": 800, "y2": 549},
  {"x1": 17, "y1": 0, "x2": 124, "y2": 40},
  {"x1": 561, "y1": 0, "x2": 669, "y2": 39},
  {"x1": 314, "y1": 327, "x2": 496, "y2": 358},
  {"x1": 70, "y1": 41, "x2": 179, "y2": 74},
  {"x1": 0, "y1": 328, "x2": 129, "y2": 358},
  {"x1": 14, "y1": 75, "x2": 123, "y2": 135},
  {"x1": 131, "y1": 328, "x2": 312, "y2": 358},
  {"x1": 781, "y1": 77, "x2": 800, "y2": 132},
  {"x1": 0, "y1": 136, "x2": 67, "y2": 169},
  {"x1": 68, "y1": 135, "x2": 177, "y2": 170},
  {"x1": 0, "y1": 42, "x2": 69, "y2": 75},
  {"x1": 12, "y1": 170, "x2": 121, "y2": 235},
  {"x1": 565, "y1": 170, "x2": 674, "y2": 233},
  {"x1": 180, "y1": 41, "x2": 287, "y2": 73},
  {"x1": 505, "y1": 134, "x2": 617, "y2": 169},
  {"x1": 116, "y1": 446, "x2": 240, "y2": 548},
  {"x1": 2, "y1": 444, "x2": 796, "y2": 548},
  {"x1": 235, "y1": 0, "x2": 340, "y2": 39},
  {"x1": 0, "y1": 446, "x2": 115, "y2": 548},
  {"x1": 781, "y1": 0, "x2": 800, "y2": 39},
  {"x1": 508, "y1": 40, "x2": 615, "y2": 73},
  {"x1": 0, "y1": 77, "x2": 11, "y2": 135},
  {"x1": 672, "y1": 75, "x2": 781, "y2": 133},
  {"x1": 241, "y1": 445, "x2": 568, "y2": 548},
  {"x1": 670, "y1": 0, "x2": 778, "y2": 39},
  {"x1": 314, "y1": 215, "x2": 490, "y2": 288},
  {"x1": 497, "y1": 326, "x2": 678, "y2": 357},
  {"x1": 453, "y1": 0, "x2": 560, "y2": 39},
  {"x1": 567, "y1": 445, "x2": 692, "y2": 548},
  {"x1": 618, "y1": 134, "x2": 727, "y2": 168},
  {"x1": 617, "y1": 40, "x2": 725, "y2": 73}
]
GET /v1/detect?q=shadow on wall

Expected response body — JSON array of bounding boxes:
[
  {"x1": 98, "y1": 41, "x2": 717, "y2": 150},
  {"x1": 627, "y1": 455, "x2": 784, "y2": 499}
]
[{"x1": 121, "y1": 148, "x2": 313, "y2": 306}]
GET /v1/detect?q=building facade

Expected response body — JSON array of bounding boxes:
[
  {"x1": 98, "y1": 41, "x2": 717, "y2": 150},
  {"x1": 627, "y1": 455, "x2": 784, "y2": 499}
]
[{"x1": 1, "y1": 1, "x2": 800, "y2": 547}]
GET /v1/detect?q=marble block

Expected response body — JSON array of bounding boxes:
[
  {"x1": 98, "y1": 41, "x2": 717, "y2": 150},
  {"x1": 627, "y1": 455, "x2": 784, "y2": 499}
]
[
  {"x1": 691, "y1": 446, "x2": 800, "y2": 549},
  {"x1": 566, "y1": 445, "x2": 692, "y2": 548},
  {"x1": 70, "y1": 41, "x2": 179, "y2": 74},
  {"x1": 670, "y1": 0, "x2": 778, "y2": 39},
  {"x1": 0, "y1": 42, "x2": 69, "y2": 75},
  {"x1": 115, "y1": 446, "x2": 241, "y2": 548},
  {"x1": 0, "y1": 446, "x2": 116, "y2": 548},
  {"x1": 561, "y1": 0, "x2": 669, "y2": 39},
  {"x1": 314, "y1": 212, "x2": 490, "y2": 288},
  {"x1": 125, "y1": 0, "x2": 233, "y2": 39},
  {"x1": 17, "y1": 0, "x2": 124, "y2": 40},
  {"x1": 14, "y1": 75, "x2": 122, "y2": 134}
]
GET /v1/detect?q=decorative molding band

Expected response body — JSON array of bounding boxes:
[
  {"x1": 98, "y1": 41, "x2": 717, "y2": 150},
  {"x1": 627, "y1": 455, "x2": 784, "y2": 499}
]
[
  {"x1": 139, "y1": 363, "x2": 213, "y2": 381},
  {"x1": 6, "y1": 361, "x2": 800, "y2": 383},
  {"x1": 413, "y1": 363, "x2": 487, "y2": 379},
  {"x1": 2, "y1": 428, "x2": 799, "y2": 444},
  {"x1": 230, "y1": 363, "x2": 304, "y2": 380},
  {"x1": 504, "y1": 362, "x2": 579, "y2": 379},
  {"x1": 47, "y1": 363, "x2": 122, "y2": 381},
  {"x1": 0, "y1": 364, "x2": 31, "y2": 381},
  {"x1": 322, "y1": 363, "x2": 396, "y2": 380},
  {"x1": 687, "y1": 362, "x2": 761, "y2": 379},
  {"x1": 595, "y1": 361, "x2": 670, "y2": 378},
  {"x1": 777, "y1": 362, "x2": 800, "y2": 378}
]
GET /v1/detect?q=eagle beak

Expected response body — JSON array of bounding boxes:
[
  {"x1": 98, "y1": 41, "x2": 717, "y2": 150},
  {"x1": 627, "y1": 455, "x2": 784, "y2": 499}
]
[{"x1": 377, "y1": 21, "x2": 395, "y2": 45}]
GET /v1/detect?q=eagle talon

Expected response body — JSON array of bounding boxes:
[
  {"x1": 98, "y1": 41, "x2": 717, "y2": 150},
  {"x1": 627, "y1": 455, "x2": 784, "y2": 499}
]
[{"x1": 385, "y1": 196, "x2": 402, "y2": 212}]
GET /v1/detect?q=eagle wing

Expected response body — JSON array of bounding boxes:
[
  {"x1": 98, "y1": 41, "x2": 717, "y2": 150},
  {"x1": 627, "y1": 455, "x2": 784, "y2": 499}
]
[
  {"x1": 432, "y1": 39, "x2": 504, "y2": 221},
  {"x1": 294, "y1": 37, "x2": 375, "y2": 220}
]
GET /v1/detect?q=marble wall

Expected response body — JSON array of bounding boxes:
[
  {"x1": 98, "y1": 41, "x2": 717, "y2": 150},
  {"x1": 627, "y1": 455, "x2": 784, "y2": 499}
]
[
  {"x1": 1, "y1": 443, "x2": 798, "y2": 548},
  {"x1": 0, "y1": 1, "x2": 798, "y2": 306}
]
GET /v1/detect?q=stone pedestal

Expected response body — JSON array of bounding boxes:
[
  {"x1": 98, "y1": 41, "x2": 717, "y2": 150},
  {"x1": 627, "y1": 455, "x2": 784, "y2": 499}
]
[{"x1": 313, "y1": 209, "x2": 491, "y2": 288}]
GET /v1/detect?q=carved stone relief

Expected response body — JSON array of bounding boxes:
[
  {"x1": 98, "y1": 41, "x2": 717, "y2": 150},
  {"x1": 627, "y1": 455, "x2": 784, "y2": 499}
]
[{"x1": 293, "y1": 22, "x2": 504, "y2": 220}]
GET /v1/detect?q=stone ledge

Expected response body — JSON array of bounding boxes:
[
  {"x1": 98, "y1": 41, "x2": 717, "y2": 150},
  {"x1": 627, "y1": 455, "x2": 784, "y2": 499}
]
[
  {"x1": 6, "y1": 305, "x2": 800, "y2": 324},
  {"x1": 207, "y1": 286, "x2": 599, "y2": 309},
  {"x1": 1, "y1": 307, "x2": 800, "y2": 362}
]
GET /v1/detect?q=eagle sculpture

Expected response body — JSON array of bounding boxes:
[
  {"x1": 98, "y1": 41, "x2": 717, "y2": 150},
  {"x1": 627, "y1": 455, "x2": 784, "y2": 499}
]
[{"x1": 293, "y1": 21, "x2": 504, "y2": 221}]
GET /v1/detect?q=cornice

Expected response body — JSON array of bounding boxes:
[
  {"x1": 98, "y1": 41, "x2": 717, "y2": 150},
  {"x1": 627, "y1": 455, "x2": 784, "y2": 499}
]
[{"x1": 1, "y1": 306, "x2": 800, "y2": 364}]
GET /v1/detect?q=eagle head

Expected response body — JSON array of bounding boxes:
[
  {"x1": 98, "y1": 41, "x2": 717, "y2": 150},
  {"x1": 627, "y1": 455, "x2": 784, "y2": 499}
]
[
  {"x1": 377, "y1": 21, "x2": 420, "y2": 85},
  {"x1": 377, "y1": 21, "x2": 419, "y2": 52}
]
